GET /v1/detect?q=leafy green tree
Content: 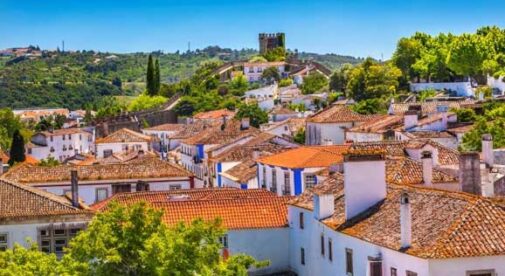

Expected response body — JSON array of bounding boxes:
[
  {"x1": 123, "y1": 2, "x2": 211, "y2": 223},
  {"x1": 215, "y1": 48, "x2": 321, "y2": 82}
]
[
  {"x1": 351, "y1": 98, "x2": 387, "y2": 115},
  {"x1": 9, "y1": 129, "x2": 25, "y2": 166},
  {"x1": 453, "y1": 108, "x2": 476, "y2": 123},
  {"x1": 146, "y1": 54, "x2": 156, "y2": 96},
  {"x1": 174, "y1": 97, "x2": 197, "y2": 116},
  {"x1": 38, "y1": 156, "x2": 60, "y2": 167},
  {"x1": 329, "y1": 64, "x2": 352, "y2": 93},
  {"x1": 293, "y1": 128, "x2": 306, "y2": 144},
  {"x1": 417, "y1": 89, "x2": 437, "y2": 102},
  {"x1": 263, "y1": 47, "x2": 286, "y2": 62},
  {"x1": 446, "y1": 34, "x2": 488, "y2": 83},
  {"x1": 112, "y1": 76, "x2": 122, "y2": 90},
  {"x1": 229, "y1": 74, "x2": 249, "y2": 92},
  {"x1": 235, "y1": 103, "x2": 268, "y2": 128},
  {"x1": 278, "y1": 78, "x2": 293, "y2": 87},
  {"x1": 461, "y1": 118, "x2": 505, "y2": 151},
  {"x1": 0, "y1": 243, "x2": 66, "y2": 275},
  {"x1": 393, "y1": 36, "x2": 424, "y2": 83},
  {"x1": 301, "y1": 73, "x2": 328, "y2": 94},
  {"x1": 154, "y1": 59, "x2": 161, "y2": 94},
  {"x1": 128, "y1": 94, "x2": 167, "y2": 112},
  {"x1": 261, "y1": 67, "x2": 280, "y2": 83}
]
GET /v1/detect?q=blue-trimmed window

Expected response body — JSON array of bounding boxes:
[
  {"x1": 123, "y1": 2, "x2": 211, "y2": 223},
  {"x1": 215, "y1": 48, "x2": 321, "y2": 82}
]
[{"x1": 305, "y1": 174, "x2": 317, "y2": 189}]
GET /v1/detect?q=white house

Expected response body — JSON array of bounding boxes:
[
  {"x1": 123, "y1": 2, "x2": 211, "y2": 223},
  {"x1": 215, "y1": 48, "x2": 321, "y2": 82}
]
[
  {"x1": 2, "y1": 157, "x2": 194, "y2": 205},
  {"x1": 28, "y1": 128, "x2": 95, "y2": 162},
  {"x1": 306, "y1": 104, "x2": 373, "y2": 145},
  {"x1": 0, "y1": 178, "x2": 93, "y2": 256},
  {"x1": 287, "y1": 150, "x2": 505, "y2": 276},
  {"x1": 220, "y1": 160, "x2": 258, "y2": 189},
  {"x1": 92, "y1": 188, "x2": 291, "y2": 275},
  {"x1": 256, "y1": 145, "x2": 350, "y2": 196},
  {"x1": 268, "y1": 106, "x2": 299, "y2": 122},
  {"x1": 245, "y1": 85, "x2": 278, "y2": 111},
  {"x1": 243, "y1": 62, "x2": 287, "y2": 82},
  {"x1": 262, "y1": 118, "x2": 306, "y2": 140},
  {"x1": 142, "y1": 123, "x2": 184, "y2": 153},
  {"x1": 345, "y1": 115, "x2": 403, "y2": 143},
  {"x1": 95, "y1": 128, "x2": 152, "y2": 158},
  {"x1": 278, "y1": 85, "x2": 302, "y2": 104}
]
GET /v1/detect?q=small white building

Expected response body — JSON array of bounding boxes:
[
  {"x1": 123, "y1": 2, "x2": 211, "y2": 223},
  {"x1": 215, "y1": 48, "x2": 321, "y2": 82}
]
[
  {"x1": 0, "y1": 178, "x2": 93, "y2": 256},
  {"x1": 243, "y1": 62, "x2": 287, "y2": 82},
  {"x1": 95, "y1": 128, "x2": 152, "y2": 158},
  {"x1": 28, "y1": 128, "x2": 95, "y2": 162},
  {"x1": 92, "y1": 188, "x2": 291, "y2": 275},
  {"x1": 2, "y1": 157, "x2": 194, "y2": 205},
  {"x1": 142, "y1": 123, "x2": 184, "y2": 152},
  {"x1": 268, "y1": 106, "x2": 299, "y2": 122},
  {"x1": 306, "y1": 104, "x2": 373, "y2": 145},
  {"x1": 256, "y1": 145, "x2": 350, "y2": 196},
  {"x1": 262, "y1": 118, "x2": 306, "y2": 140}
]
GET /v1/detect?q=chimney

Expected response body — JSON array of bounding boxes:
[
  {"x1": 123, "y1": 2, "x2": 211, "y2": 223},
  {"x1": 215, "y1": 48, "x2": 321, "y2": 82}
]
[
  {"x1": 482, "y1": 134, "x2": 494, "y2": 168},
  {"x1": 70, "y1": 170, "x2": 79, "y2": 207},
  {"x1": 252, "y1": 148, "x2": 260, "y2": 160},
  {"x1": 0, "y1": 158, "x2": 3, "y2": 176},
  {"x1": 459, "y1": 152, "x2": 482, "y2": 195},
  {"x1": 403, "y1": 110, "x2": 419, "y2": 130},
  {"x1": 313, "y1": 191, "x2": 335, "y2": 220},
  {"x1": 400, "y1": 192, "x2": 412, "y2": 249},
  {"x1": 344, "y1": 150, "x2": 387, "y2": 220},
  {"x1": 241, "y1": 117, "x2": 250, "y2": 130},
  {"x1": 221, "y1": 115, "x2": 227, "y2": 131},
  {"x1": 421, "y1": 151, "x2": 433, "y2": 186},
  {"x1": 138, "y1": 149, "x2": 145, "y2": 159}
]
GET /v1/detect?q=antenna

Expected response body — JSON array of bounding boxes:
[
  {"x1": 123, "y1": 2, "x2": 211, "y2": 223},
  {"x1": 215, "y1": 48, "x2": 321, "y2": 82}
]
[
  {"x1": 62, "y1": 40, "x2": 65, "y2": 53},
  {"x1": 188, "y1": 41, "x2": 191, "y2": 52}
]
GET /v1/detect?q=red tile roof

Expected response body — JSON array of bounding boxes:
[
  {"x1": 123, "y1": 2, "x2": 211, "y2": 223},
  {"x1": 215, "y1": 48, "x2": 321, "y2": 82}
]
[
  {"x1": 347, "y1": 115, "x2": 403, "y2": 133},
  {"x1": 92, "y1": 188, "x2": 289, "y2": 230},
  {"x1": 96, "y1": 128, "x2": 151, "y2": 144},
  {"x1": 306, "y1": 105, "x2": 374, "y2": 123},
  {"x1": 182, "y1": 120, "x2": 259, "y2": 145},
  {"x1": 143, "y1": 123, "x2": 185, "y2": 132},
  {"x1": 193, "y1": 109, "x2": 236, "y2": 120},
  {"x1": 257, "y1": 145, "x2": 350, "y2": 168}
]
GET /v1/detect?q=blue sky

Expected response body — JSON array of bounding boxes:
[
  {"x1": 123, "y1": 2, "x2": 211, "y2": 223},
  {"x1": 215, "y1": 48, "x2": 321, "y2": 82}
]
[{"x1": 1, "y1": 0, "x2": 504, "y2": 59}]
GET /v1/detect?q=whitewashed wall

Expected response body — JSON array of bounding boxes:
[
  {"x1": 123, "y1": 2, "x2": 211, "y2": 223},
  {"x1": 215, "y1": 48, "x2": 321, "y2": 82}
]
[
  {"x1": 95, "y1": 142, "x2": 149, "y2": 158},
  {"x1": 410, "y1": 82, "x2": 474, "y2": 97},
  {"x1": 306, "y1": 122, "x2": 355, "y2": 145},
  {"x1": 30, "y1": 132, "x2": 94, "y2": 161},
  {"x1": 345, "y1": 132, "x2": 384, "y2": 143}
]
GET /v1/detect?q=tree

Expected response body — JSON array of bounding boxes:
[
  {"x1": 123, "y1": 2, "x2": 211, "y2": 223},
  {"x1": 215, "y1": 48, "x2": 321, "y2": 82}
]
[
  {"x1": 329, "y1": 64, "x2": 352, "y2": 93},
  {"x1": 0, "y1": 243, "x2": 67, "y2": 275},
  {"x1": 128, "y1": 94, "x2": 167, "y2": 112},
  {"x1": 235, "y1": 103, "x2": 268, "y2": 128},
  {"x1": 174, "y1": 97, "x2": 197, "y2": 116},
  {"x1": 263, "y1": 47, "x2": 286, "y2": 62},
  {"x1": 229, "y1": 74, "x2": 249, "y2": 92},
  {"x1": 446, "y1": 34, "x2": 488, "y2": 83},
  {"x1": 300, "y1": 73, "x2": 328, "y2": 94},
  {"x1": 351, "y1": 98, "x2": 387, "y2": 115},
  {"x1": 154, "y1": 59, "x2": 161, "y2": 94},
  {"x1": 278, "y1": 78, "x2": 293, "y2": 87},
  {"x1": 293, "y1": 128, "x2": 305, "y2": 144},
  {"x1": 453, "y1": 108, "x2": 476, "y2": 123},
  {"x1": 261, "y1": 67, "x2": 280, "y2": 83},
  {"x1": 9, "y1": 129, "x2": 25, "y2": 166},
  {"x1": 65, "y1": 202, "x2": 266, "y2": 275},
  {"x1": 39, "y1": 156, "x2": 60, "y2": 167},
  {"x1": 146, "y1": 54, "x2": 156, "y2": 96},
  {"x1": 112, "y1": 76, "x2": 122, "y2": 90},
  {"x1": 393, "y1": 36, "x2": 424, "y2": 82}
]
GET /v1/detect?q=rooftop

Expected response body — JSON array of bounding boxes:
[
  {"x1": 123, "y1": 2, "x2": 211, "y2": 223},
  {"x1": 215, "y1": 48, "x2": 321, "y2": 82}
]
[
  {"x1": 143, "y1": 123, "x2": 185, "y2": 132},
  {"x1": 92, "y1": 188, "x2": 289, "y2": 230},
  {"x1": 257, "y1": 145, "x2": 350, "y2": 168},
  {"x1": 390, "y1": 100, "x2": 475, "y2": 115},
  {"x1": 2, "y1": 157, "x2": 192, "y2": 185},
  {"x1": 0, "y1": 179, "x2": 92, "y2": 221},
  {"x1": 289, "y1": 176, "x2": 505, "y2": 259},
  {"x1": 182, "y1": 119, "x2": 259, "y2": 146},
  {"x1": 347, "y1": 115, "x2": 403, "y2": 134},
  {"x1": 221, "y1": 160, "x2": 258, "y2": 184},
  {"x1": 193, "y1": 109, "x2": 236, "y2": 120},
  {"x1": 306, "y1": 105, "x2": 374, "y2": 124},
  {"x1": 38, "y1": 127, "x2": 92, "y2": 137},
  {"x1": 96, "y1": 128, "x2": 152, "y2": 144}
]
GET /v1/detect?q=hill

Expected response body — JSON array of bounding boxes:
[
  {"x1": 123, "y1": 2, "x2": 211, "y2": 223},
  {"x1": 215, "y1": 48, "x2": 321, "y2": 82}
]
[{"x1": 0, "y1": 47, "x2": 362, "y2": 109}]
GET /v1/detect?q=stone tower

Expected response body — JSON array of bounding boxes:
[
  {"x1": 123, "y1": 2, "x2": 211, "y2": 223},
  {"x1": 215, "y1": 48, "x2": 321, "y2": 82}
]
[{"x1": 258, "y1": 33, "x2": 285, "y2": 54}]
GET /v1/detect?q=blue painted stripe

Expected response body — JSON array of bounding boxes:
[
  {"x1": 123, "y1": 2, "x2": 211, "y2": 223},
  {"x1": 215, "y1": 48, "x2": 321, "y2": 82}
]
[
  {"x1": 197, "y1": 144, "x2": 204, "y2": 159},
  {"x1": 240, "y1": 184, "x2": 248, "y2": 190},
  {"x1": 217, "y1": 163, "x2": 222, "y2": 188},
  {"x1": 293, "y1": 168, "x2": 303, "y2": 195}
]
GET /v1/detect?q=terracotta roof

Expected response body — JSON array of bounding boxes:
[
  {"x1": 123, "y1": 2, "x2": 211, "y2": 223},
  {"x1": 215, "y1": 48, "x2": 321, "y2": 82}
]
[
  {"x1": 97, "y1": 150, "x2": 158, "y2": 164},
  {"x1": 243, "y1": 61, "x2": 286, "y2": 67},
  {"x1": 350, "y1": 140, "x2": 460, "y2": 166},
  {"x1": 2, "y1": 157, "x2": 192, "y2": 184},
  {"x1": 0, "y1": 179, "x2": 92, "y2": 221},
  {"x1": 390, "y1": 100, "x2": 475, "y2": 115},
  {"x1": 143, "y1": 123, "x2": 184, "y2": 132},
  {"x1": 289, "y1": 177, "x2": 505, "y2": 259},
  {"x1": 386, "y1": 156, "x2": 457, "y2": 185},
  {"x1": 347, "y1": 115, "x2": 403, "y2": 133},
  {"x1": 269, "y1": 106, "x2": 297, "y2": 115},
  {"x1": 92, "y1": 188, "x2": 288, "y2": 230},
  {"x1": 258, "y1": 145, "x2": 350, "y2": 168},
  {"x1": 95, "y1": 128, "x2": 151, "y2": 144},
  {"x1": 448, "y1": 124, "x2": 475, "y2": 134},
  {"x1": 193, "y1": 109, "x2": 235, "y2": 120},
  {"x1": 171, "y1": 121, "x2": 220, "y2": 139},
  {"x1": 403, "y1": 131, "x2": 455, "y2": 139},
  {"x1": 221, "y1": 160, "x2": 258, "y2": 183},
  {"x1": 264, "y1": 117, "x2": 306, "y2": 133},
  {"x1": 182, "y1": 119, "x2": 259, "y2": 146},
  {"x1": 306, "y1": 105, "x2": 374, "y2": 123}
]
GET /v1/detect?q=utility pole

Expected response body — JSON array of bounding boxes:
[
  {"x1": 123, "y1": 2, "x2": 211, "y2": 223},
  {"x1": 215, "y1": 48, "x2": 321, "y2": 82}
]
[
  {"x1": 62, "y1": 40, "x2": 65, "y2": 53},
  {"x1": 188, "y1": 41, "x2": 191, "y2": 52}
]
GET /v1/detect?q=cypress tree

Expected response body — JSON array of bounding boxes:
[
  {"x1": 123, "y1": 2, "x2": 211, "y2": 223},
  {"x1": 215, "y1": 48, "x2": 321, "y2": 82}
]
[
  {"x1": 154, "y1": 59, "x2": 160, "y2": 94},
  {"x1": 9, "y1": 129, "x2": 25, "y2": 166},
  {"x1": 146, "y1": 54, "x2": 155, "y2": 96}
]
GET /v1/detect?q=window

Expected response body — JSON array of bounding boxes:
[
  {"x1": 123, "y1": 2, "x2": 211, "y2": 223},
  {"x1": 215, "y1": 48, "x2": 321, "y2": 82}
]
[
  {"x1": 95, "y1": 188, "x2": 108, "y2": 202},
  {"x1": 300, "y1": 247, "x2": 305, "y2": 265},
  {"x1": 305, "y1": 174, "x2": 317, "y2": 189},
  {"x1": 283, "y1": 171, "x2": 291, "y2": 195},
  {"x1": 103, "y1": 149, "x2": 113, "y2": 158},
  {"x1": 406, "y1": 271, "x2": 418, "y2": 276},
  {"x1": 50, "y1": 146, "x2": 55, "y2": 152},
  {"x1": 170, "y1": 184, "x2": 182, "y2": 190},
  {"x1": 390, "y1": 268, "x2": 397, "y2": 276},
  {"x1": 79, "y1": 134, "x2": 82, "y2": 141},
  {"x1": 112, "y1": 184, "x2": 131, "y2": 194},
  {"x1": 320, "y1": 234, "x2": 325, "y2": 256},
  {"x1": 38, "y1": 224, "x2": 86, "y2": 256},
  {"x1": 299, "y1": 212, "x2": 304, "y2": 229},
  {"x1": 328, "y1": 238, "x2": 333, "y2": 261},
  {"x1": 0, "y1": 233, "x2": 7, "y2": 251},
  {"x1": 346, "y1": 248, "x2": 353, "y2": 275},
  {"x1": 50, "y1": 136, "x2": 53, "y2": 142},
  {"x1": 62, "y1": 135, "x2": 65, "y2": 140},
  {"x1": 122, "y1": 144, "x2": 129, "y2": 151},
  {"x1": 68, "y1": 134, "x2": 71, "y2": 140},
  {"x1": 219, "y1": 235, "x2": 228, "y2": 248},
  {"x1": 62, "y1": 145, "x2": 67, "y2": 151},
  {"x1": 369, "y1": 258, "x2": 382, "y2": 276},
  {"x1": 262, "y1": 166, "x2": 266, "y2": 188},
  {"x1": 271, "y1": 169, "x2": 277, "y2": 193},
  {"x1": 466, "y1": 270, "x2": 495, "y2": 276}
]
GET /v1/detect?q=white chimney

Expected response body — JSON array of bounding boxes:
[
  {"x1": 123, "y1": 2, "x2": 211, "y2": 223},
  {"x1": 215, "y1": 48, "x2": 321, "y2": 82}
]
[
  {"x1": 421, "y1": 151, "x2": 433, "y2": 186},
  {"x1": 400, "y1": 192, "x2": 412, "y2": 249},
  {"x1": 252, "y1": 148, "x2": 260, "y2": 160},
  {"x1": 403, "y1": 111, "x2": 419, "y2": 130},
  {"x1": 241, "y1": 117, "x2": 250, "y2": 130},
  {"x1": 313, "y1": 192, "x2": 335, "y2": 220},
  {"x1": 344, "y1": 151, "x2": 387, "y2": 220},
  {"x1": 482, "y1": 134, "x2": 494, "y2": 168}
]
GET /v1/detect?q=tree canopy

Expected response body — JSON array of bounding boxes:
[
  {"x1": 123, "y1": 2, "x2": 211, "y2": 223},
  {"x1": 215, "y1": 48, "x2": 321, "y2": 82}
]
[
  {"x1": 300, "y1": 73, "x2": 328, "y2": 94},
  {"x1": 235, "y1": 103, "x2": 268, "y2": 128}
]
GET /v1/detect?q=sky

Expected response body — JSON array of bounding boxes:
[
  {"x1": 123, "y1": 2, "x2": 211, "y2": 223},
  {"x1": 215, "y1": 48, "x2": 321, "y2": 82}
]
[{"x1": 1, "y1": 0, "x2": 505, "y2": 59}]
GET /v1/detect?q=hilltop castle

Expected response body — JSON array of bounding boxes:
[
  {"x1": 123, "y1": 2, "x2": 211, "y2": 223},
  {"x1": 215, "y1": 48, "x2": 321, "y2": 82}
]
[{"x1": 258, "y1": 33, "x2": 285, "y2": 54}]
